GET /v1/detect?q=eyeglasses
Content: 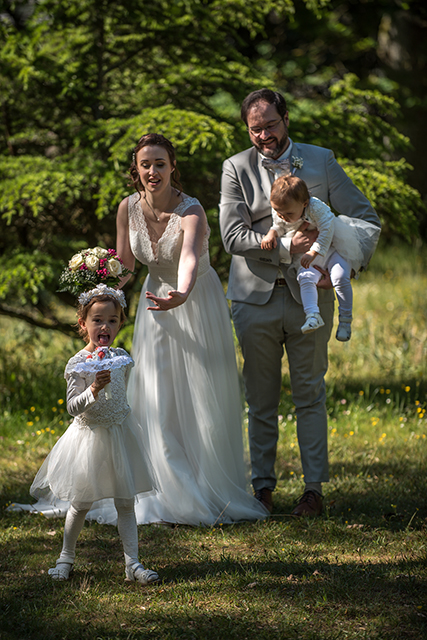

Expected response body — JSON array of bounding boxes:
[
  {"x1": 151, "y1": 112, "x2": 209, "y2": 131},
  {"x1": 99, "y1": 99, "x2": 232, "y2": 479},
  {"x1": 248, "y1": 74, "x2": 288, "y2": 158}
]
[{"x1": 247, "y1": 118, "x2": 284, "y2": 137}]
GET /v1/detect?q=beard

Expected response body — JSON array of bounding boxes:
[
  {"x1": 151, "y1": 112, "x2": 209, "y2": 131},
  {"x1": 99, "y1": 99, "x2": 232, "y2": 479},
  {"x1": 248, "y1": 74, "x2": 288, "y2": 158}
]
[{"x1": 252, "y1": 128, "x2": 290, "y2": 159}]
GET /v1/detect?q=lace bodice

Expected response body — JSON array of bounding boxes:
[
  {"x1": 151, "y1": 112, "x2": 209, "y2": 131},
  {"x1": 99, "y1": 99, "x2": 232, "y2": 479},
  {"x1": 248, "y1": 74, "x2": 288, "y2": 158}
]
[
  {"x1": 128, "y1": 193, "x2": 211, "y2": 285},
  {"x1": 64, "y1": 348, "x2": 133, "y2": 430}
]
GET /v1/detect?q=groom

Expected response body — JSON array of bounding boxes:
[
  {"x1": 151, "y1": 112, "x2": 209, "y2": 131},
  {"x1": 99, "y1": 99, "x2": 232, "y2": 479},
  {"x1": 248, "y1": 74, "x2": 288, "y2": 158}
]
[{"x1": 219, "y1": 88, "x2": 380, "y2": 516}]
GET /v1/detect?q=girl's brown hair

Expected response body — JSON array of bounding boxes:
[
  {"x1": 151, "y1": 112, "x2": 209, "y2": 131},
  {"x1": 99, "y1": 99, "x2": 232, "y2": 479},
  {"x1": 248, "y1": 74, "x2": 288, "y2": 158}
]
[
  {"x1": 270, "y1": 174, "x2": 310, "y2": 206},
  {"x1": 76, "y1": 294, "x2": 126, "y2": 343}
]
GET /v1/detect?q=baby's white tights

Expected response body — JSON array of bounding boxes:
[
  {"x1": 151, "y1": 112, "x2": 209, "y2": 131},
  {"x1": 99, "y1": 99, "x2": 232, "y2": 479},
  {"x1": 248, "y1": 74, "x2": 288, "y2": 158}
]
[{"x1": 297, "y1": 251, "x2": 352, "y2": 319}]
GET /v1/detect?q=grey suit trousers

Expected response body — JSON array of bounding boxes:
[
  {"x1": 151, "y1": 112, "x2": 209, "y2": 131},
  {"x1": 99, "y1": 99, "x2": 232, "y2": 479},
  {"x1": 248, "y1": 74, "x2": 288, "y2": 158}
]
[{"x1": 231, "y1": 283, "x2": 334, "y2": 491}]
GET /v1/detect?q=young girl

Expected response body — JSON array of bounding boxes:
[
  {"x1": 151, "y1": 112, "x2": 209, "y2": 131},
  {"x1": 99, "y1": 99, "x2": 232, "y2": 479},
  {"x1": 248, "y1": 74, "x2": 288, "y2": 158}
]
[
  {"x1": 30, "y1": 283, "x2": 159, "y2": 584},
  {"x1": 261, "y1": 175, "x2": 380, "y2": 341}
]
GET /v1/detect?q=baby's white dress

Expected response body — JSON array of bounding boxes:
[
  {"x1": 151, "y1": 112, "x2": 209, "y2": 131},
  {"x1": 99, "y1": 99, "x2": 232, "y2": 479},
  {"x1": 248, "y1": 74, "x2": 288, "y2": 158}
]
[
  {"x1": 91, "y1": 193, "x2": 268, "y2": 526},
  {"x1": 30, "y1": 348, "x2": 156, "y2": 507}
]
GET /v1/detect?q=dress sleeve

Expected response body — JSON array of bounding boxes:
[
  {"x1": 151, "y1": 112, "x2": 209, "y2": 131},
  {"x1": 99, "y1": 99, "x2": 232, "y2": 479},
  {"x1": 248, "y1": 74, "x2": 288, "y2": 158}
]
[
  {"x1": 66, "y1": 371, "x2": 97, "y2": 417},
  {"x1": 306, "y1": 197, "x2": 335, "y2": 256},
  {"x1": 175, "y1": 196, "x2": 202, "y2": 214}
]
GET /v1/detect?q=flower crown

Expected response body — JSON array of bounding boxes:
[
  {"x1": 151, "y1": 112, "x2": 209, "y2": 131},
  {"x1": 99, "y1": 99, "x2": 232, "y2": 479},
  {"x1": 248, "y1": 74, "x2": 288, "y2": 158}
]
[{"x1": 78, "y1": 284, "x2": 127, "y2": 309}]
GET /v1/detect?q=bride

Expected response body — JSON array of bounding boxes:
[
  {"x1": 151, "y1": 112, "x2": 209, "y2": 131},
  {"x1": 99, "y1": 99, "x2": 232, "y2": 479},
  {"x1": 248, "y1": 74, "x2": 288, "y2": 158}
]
[{"x1": 91, "y1": 133, "x2": 268, "y2": 526}]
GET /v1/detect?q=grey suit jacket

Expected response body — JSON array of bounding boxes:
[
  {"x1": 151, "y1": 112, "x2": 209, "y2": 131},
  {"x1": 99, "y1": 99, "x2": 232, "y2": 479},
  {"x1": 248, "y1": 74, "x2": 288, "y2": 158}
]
[{"x1": 219, "y1": 142, "x2": 380, "y2": 305}]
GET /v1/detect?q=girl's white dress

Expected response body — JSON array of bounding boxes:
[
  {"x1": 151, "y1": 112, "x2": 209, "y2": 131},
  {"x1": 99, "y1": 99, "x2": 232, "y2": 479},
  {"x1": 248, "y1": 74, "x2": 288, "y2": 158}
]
[
  {"x1": 92, "y1": 193, "x2": 268, "y2": 526},
  {"x1": 30, "y1": 348, "x2": 156, "y2": 507},
  {"x1": 272, "y1": 196, "x2": 381, "y2": 275}
]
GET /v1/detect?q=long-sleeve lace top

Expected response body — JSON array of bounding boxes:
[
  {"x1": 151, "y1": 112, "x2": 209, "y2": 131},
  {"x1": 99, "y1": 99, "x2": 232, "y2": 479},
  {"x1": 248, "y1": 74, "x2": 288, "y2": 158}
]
[{"x1": 64, "y1": 348, "x2": 134, "y2": 430}]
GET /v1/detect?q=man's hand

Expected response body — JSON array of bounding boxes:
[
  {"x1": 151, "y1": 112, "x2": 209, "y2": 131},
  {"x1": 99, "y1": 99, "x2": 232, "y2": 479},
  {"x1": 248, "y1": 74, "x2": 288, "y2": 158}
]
[
  {"x1": 290, "y1": 222, "x2": 318, "y2": 255},
  {"x1": 314, "y1": 265, "x2": 333, "y2": 289}
]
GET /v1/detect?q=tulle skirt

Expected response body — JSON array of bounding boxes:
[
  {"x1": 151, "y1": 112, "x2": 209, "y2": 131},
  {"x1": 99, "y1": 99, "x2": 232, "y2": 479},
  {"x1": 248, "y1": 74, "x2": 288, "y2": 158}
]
[
  {"x1": 30, "y1": 411, "x2": 156, "y2": 506},
  {"x1": 331, "y1": 215, "x2": 380, "y2": 274},
  {"x1": 88, "y1": 266, "x2": 268, "y2": 526}
]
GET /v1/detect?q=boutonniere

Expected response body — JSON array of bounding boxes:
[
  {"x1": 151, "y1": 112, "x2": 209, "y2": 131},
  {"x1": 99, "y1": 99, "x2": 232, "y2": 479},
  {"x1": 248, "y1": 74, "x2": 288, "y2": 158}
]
[{"x1": 292, "y1": 156, "x2": 304, "y2": 171}]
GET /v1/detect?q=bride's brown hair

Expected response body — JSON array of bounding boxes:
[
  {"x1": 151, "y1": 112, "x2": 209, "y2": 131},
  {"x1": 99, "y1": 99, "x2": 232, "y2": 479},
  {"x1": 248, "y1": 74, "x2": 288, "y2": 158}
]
[{"x1": 128, "y1": 133, "x2": 183, "y2": 195}]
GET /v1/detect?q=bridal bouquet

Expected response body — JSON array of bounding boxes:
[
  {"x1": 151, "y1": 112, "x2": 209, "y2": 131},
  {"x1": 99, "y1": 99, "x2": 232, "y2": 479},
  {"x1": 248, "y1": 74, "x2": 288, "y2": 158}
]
[{"x1": 58, "y1": 247, "x2": 133, "y2": 296}]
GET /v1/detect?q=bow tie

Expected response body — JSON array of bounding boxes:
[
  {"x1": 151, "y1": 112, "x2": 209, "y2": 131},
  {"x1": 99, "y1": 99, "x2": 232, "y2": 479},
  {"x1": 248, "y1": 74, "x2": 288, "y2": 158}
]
[{"x1": 261, "y1": 157, "x2": 291, "y2": 176}]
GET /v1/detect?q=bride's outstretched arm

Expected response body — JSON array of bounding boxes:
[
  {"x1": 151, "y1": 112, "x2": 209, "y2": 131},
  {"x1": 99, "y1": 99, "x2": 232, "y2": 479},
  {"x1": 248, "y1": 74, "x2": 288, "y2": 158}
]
[
  {"x1": 146, "y1": 204, "x2": 207, "y2": 311},
  {"x1": 116, "y1": 197, "x2": 135, "y2": 289}
]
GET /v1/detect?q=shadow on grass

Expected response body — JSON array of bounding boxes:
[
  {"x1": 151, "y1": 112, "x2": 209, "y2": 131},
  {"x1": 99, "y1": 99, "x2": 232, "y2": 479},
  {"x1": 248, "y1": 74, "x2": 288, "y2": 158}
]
[
  {"x1": 2, "y1": 477, "x2": 427, "y2": 540},
  {"x1": 325, "y1": 460, "x2": 427, "y2": 524},
  {"x1": 0, "y1": 531, "x2": 426, "y2": 640},
  {"x1": 270, "y1": 458, "x2": 427, "y2": 532}
]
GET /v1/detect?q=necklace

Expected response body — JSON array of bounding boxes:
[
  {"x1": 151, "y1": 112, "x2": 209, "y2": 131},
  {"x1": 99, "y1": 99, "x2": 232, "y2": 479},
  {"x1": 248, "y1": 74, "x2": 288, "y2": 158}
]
[{"x1": 144, "y1": 194, "x2": 160, "y2": 222}]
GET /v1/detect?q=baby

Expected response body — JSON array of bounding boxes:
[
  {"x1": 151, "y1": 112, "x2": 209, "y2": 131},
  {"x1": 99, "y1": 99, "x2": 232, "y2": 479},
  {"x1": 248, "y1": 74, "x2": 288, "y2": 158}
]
[{"x1": 262, "y1": 175, "x2": 357, "y2": 340}]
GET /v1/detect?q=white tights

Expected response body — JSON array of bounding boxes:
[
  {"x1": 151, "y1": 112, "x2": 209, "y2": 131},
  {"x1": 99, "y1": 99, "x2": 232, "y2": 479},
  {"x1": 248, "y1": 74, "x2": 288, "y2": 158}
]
[
  {"x1": 57, "y1": 498, "x2": 139, "y2": 569},
  {"x1": 297, "y1": 251, "x2": 353, "y2": 319}
]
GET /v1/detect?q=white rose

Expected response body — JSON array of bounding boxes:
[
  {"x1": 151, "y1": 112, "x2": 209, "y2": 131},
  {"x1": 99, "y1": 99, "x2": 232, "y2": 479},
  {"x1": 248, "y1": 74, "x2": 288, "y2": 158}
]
[
  {"x1": 108, "y1": 258, "x2": 122, "y2": 277},
  {"x1": 92, "y1": 246, "x2": 109, "y2": 258},
  {"x1": 85, "y1": 254, "x2": 99, "y2": 271},
  {"x1": 69, "y1": 253, "x2": 85, "y2": 271}
]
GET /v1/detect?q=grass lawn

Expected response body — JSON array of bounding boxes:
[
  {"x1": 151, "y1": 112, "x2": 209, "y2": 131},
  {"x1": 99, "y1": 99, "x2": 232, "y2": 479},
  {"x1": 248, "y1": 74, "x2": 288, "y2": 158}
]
[{"x1": 0, "y1": 241, "x2": 426, "y2": 639}]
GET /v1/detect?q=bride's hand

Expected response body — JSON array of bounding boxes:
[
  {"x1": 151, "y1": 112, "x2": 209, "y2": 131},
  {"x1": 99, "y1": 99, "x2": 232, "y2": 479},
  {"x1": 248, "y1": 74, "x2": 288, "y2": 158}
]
[{"x1": 146, "y1": 290, "x2": 187, "y2": 311}]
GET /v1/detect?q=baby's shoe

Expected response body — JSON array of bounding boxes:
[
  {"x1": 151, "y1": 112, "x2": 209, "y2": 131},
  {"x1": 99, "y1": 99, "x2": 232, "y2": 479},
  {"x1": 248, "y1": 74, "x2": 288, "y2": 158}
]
[
  {"x1": 48, "y1": 561, "x2": 73, "y2": 580},
  {"x1": 125, "y1": 562, "x2": 160, "y2": 585},
  {"x1": 301, "y1": 313, "x2": 325, "y2": 334},
  {"x1": 336, "y1": 317, "x2": 352, "y2": 342}
]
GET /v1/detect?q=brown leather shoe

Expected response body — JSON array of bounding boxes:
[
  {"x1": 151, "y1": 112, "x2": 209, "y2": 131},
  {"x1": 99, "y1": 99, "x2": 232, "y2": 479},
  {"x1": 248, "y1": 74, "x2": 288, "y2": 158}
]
[
  {"x1": 254, "y1": 488, "x2": 273, "y2": 513},
  {"x1": 291, "y1": 490, "x2": 322, "y2": 517}
]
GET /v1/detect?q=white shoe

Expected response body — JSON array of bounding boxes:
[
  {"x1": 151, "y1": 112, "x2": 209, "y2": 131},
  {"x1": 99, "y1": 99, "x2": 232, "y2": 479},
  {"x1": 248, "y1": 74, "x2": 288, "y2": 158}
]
[
  {"x1": 48, "y1": 562, "x2": 73, "y2": 580},
  {"x1": 336, "y1": 318, "x2": 352, "y2": 342},
  {"x1": 301, "y1": 313, "x2": 324, "y2": 334},
  {"x1": 125, "y1": 563, "x2": 160, "y2": 585}
]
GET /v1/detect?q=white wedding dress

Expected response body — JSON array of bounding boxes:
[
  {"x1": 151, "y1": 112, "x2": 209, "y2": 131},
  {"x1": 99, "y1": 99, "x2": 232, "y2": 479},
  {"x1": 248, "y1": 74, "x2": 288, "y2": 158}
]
[{"x1": 89, "y1": 193, "x2": 268, "y2": 526}]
